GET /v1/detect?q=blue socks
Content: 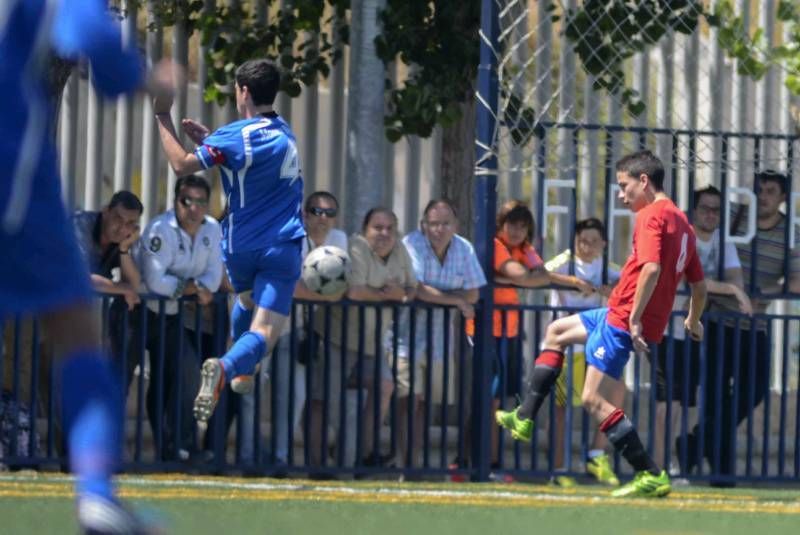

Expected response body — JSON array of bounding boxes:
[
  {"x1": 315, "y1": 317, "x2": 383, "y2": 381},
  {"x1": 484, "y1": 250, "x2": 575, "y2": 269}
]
[
  {"x1": 220, "y1": 300, "x2": 264, "y2": 380},
  {"x1": 60, "y1": 351, "x2": 123, "y2": 500},
  {"x1": 220, "y1": 330, "x2": 267, "y2": 380},
  {"x1": 230, "y1": 299, "x2": 253, "y2": 341}
]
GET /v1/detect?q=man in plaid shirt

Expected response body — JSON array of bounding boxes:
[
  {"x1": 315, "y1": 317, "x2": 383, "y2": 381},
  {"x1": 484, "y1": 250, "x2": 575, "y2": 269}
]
[{"x1": 399, "y1": 199, "x2": 486, "y2": 470}]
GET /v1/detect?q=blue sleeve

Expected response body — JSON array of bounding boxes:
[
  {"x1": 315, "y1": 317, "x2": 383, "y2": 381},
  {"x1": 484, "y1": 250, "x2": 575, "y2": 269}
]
[
  {"x1": 50, "y1": 0, "x2": 143, "y2": 97},
  {"x1": 194, "y1": 124, "x2": 243, "y2": 171}
]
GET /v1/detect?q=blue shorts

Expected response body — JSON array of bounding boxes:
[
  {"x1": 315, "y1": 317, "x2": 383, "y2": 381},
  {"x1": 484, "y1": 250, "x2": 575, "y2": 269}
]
[
  {"x1": 579, "y1": 307, "x2": 633, "y2": 380},
  {"x1": 0, "y1": 179, "x2": 92, "y2": 317},
  {"x1": 223, "y1": 239, "x2": 302, "y2": 315}
]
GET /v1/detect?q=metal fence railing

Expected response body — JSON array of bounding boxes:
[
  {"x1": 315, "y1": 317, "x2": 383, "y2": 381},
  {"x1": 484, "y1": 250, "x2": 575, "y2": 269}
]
[{"x1": 1, "y1": 295, "x2": 798, "y2": 483}]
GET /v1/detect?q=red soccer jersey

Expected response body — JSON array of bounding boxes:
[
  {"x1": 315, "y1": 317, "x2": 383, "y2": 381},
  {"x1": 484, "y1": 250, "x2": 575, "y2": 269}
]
[{"x1": 607, "y1": 198, "x2": 704, "y2": 343}]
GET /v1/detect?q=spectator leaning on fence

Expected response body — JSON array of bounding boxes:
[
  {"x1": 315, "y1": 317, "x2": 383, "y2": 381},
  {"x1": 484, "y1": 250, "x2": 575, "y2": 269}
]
[
  {"x1": 235, "y1": 191, "x2": 347, "y2": 473},
  {"x1": 653, "y1": 185, "x2": 750, "y2": 473},
  {"x1": 72, "y1": 190, "x2": 143, "y2": 311},
  {"x1": 678, "y1": 171, "x2": 800, "y2": 486},
  {"x1": 401, "y1": 199, "x2": 487, "y2": 470},
  {"x1": 546, "y1": 217, "x2": 623, "y2": 488},
  {"x1": 293, "y1": 192, "x2": 353, "y2": 470},
  {"x1": 129, "y1": 175, "x2": 222, "y2": 461},
  {"x1": 466, "y1": 200, "x2": 595, "y2": 480},
  {"x1": 342, "y1": 207, "x2": 417, "y2": 468}
]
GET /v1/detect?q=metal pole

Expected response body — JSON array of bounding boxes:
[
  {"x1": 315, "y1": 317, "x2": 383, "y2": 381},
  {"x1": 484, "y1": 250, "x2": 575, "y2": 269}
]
[
  {"x1": 328, "y1": 12, "x2": 346, "y2": 204},
  {"x1": 168, "y1": 11, "x2": 190, "y2": 206},
  {"x1": 84, "y1": 65, "x2": 104, "y2": 210},
  {"x1": 302, "y1": 34, "x2": 320, "y2": 193},
  {"x1": 472, "y1": 0, "x2": 499, "y2": 483},
  {"x1": 114, "y1": 0, "x2": 137, "y2": 193},
  {"x1": 59, "y1": 73, "x2": 79, "y2": 209},
  {"x1": 141, "y1": 0, "x2": 163, "y2": 225}
]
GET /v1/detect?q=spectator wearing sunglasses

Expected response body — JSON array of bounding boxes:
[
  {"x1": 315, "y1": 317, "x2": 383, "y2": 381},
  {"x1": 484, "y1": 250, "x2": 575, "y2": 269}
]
[
  {"x1": 116, "y1": 175, "x2": 223, "y2": 461},
  {"x1": 237, "y1": 191, "x2": 348, "y2": 472}
]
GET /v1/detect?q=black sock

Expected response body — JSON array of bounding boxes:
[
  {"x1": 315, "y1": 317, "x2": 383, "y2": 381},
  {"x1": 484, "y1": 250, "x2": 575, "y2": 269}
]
[
  {"x1": 601, "y1": 409, "x2": 660, "y2": 476},
  {"x1": 517, "y1": 349, "x2": 564, "y2": 420}
]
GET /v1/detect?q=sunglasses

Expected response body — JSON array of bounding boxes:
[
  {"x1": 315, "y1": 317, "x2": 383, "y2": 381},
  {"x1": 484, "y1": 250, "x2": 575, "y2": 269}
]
[
  {"x1": 308, "y1": 206, "x2": 337, "y2": 217},
  {"x1": 179, "y1": 196, "x2": 209, "y2": 208}
]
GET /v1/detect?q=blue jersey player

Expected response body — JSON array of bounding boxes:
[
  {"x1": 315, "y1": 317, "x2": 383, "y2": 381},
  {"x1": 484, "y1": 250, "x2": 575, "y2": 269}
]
[
  {"x1": 0, "y1": 0, "x2": 173, "y2": 532},
  {"x1": 154, "y1": 59, "x2": 305, "y2": 426}
]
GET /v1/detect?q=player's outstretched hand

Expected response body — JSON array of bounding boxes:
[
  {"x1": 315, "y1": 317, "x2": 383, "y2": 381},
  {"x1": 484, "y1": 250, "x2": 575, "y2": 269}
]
[
  {"x1": 148, "y1": 59, "x2": 182, "y2": 114},
  {"x1": 684, "y1": 318, "x2": 704, "y2": 342},
  {"x1": 629, "y1": 319, "x2": 649, "y2": 353},
  {"x1": 182, "y1": 118, "x2": 211, "y2": 145}
]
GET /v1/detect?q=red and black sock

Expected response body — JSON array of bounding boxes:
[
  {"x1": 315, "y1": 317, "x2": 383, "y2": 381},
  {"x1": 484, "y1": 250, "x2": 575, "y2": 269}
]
[
  {"x1": 517, "y1": 349, "x2": 564, "y2": 420},
  {"x1": 600, "y1": 408, "x2": 660, "y2": 475}
]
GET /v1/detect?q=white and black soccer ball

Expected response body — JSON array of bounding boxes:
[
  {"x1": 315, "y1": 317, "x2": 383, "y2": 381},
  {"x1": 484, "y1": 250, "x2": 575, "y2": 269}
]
[{"x1": 302, "y1": 245, "x2": 350, "y2": 295}]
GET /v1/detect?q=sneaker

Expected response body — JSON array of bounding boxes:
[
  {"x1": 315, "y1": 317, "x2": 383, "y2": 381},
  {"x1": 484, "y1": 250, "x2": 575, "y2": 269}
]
[
  {"x1": 611, "y1": 470, "x2": 671, "y2": 498},
  {"x1": 586, "y1": 453, "x2": 620, "y2": 486},
  {"x1": 549, "y1": 474, "x2": 578, "y2": 488},
  {"x1": 77, "y1": 495, "x2": 158, "y2": 534},
  {"x1": 194, "y1": 358, "x2": 225, "y2": 424},
  {"x1": 495, "y1": 407, "x2": 533, "y2": 442}
]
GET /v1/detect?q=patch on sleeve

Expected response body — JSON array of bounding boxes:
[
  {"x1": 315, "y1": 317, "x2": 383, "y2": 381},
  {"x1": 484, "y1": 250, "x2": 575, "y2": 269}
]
[
  {"x1": 149, "y1": 236, "x2": 162, "y2": 253},
  {"x1": 207, "y1": 146, "x2": 226, "y2": 165},
  {"x1": 202, "y1": 236, "x2": 210, "y2": 247}
]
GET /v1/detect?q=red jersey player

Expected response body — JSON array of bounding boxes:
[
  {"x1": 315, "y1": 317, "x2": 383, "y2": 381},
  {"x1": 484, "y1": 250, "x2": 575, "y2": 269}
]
[{"x1": 497, "y1": 150, "x2": 707, "y2": 498}]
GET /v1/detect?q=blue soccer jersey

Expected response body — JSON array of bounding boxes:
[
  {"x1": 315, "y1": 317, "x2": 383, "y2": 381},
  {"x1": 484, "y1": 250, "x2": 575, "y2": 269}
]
[{"x1": 194, "y1": 112, "x2": 305, "y2": 254}]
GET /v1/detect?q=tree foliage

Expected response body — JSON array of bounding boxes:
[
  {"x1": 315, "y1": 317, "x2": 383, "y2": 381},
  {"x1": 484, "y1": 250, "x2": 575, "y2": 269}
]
[
  {"x1": 111, "y1": 0, "x2": 348, "y2": 104},
  {"x1": 560, "y1": 0, "x2": 800, "y2": 117},
  {"x1": 375, "y1": 0, "x2": 481, "y2": 142}
]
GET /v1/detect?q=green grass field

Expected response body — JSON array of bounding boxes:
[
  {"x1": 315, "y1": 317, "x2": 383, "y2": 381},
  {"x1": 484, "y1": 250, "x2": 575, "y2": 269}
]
[{"x1": 2, "y1": 473, "x2": 799, "y2": 534}]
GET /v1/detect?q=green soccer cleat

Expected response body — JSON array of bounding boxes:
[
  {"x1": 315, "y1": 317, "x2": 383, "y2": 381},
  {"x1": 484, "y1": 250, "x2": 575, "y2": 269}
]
[
  {"x1": 495, "y1": 407, "x2": 533, "y2": 442},
  {"x1": 611, "y1": 470, "x2": 671, "y2": 498},
  {"x1": 587, "y1": 453, "x2": 620, "y2": 486}
]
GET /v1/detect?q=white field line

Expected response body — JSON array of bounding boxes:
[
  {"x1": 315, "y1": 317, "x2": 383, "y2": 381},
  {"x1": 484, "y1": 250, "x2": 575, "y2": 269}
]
[{"x1": 1, "y1": 474, "x2": 798, "y2": 514}]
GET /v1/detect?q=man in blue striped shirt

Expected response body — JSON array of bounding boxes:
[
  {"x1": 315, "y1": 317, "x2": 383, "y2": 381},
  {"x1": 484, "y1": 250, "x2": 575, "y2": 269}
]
[
  {"x1": 400, "y1": 199, "x2": 486, "y2": 467},
  {"x1": 154, "y1": 59, "x2": 306, "y2": 426}
]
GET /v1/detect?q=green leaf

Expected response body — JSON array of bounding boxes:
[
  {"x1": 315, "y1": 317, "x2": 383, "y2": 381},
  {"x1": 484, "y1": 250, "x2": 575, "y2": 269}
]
[
  {"x1": 786, "y1": 74, "x2": 800, "y2": 95},
  {"x1": 385, "y1": 126, "x2": 403, "y2": 143},
  {"x1": 777, "y1": 0, "x2": 798, "y2": 21}
]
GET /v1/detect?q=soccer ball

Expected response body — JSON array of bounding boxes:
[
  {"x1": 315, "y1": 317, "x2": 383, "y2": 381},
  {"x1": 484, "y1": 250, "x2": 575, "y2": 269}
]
[{"x1": 302, "y1": 245, "x2": 350, "y2": 295}]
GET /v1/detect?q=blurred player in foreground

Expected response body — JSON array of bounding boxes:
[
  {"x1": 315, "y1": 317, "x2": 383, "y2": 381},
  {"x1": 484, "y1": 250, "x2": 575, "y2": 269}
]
[{"x1": 0, "y1": 0, "x2": 173, "y2": 532}]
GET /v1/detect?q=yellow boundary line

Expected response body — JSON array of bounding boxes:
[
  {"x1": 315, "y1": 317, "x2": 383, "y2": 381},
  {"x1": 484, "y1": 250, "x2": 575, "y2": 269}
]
[{"x1": 0, "y1": 475, "x2": 798, "y2": 516}]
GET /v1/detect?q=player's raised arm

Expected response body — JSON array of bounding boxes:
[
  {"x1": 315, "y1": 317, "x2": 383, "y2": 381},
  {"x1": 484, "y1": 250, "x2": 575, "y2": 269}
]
[{"x1": 153, "y1": 90, "x2": 204, "y2": 177}]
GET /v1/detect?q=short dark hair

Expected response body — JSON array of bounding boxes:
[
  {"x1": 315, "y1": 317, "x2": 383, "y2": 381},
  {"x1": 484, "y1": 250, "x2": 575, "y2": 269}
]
[
  {"x1": 496, "y1": 200, "x2": 535, "y2": 241},
  {"x1": 616, "y1": 149, "x2": 665, "y2": 191},
  {"x1": 235, "y1": 59, "x2": 281, "y2": 106},
  {"x1": 574, "y1": 217, "x2": 606, "y2": 241},
  {"x1": 108, "y1": 190, "x2": 143, "y2": 214},
  {"x1": 693, "y1": 185, "x2": 721, "y2": 207},
  {"x1": 361, "y1": 206, "x2": 398, "y2": 232},
  {"x1": 304, "y1": 191, "x2": 339, "y2": 212},
  {"x1": 175, "y1": 175, "x2": 211, "y2": 200},
  {"x1": 422, "y1": 198, "x2": 458, "y2": 220},
  {"x1": 755, "y1": 169, "x2": 788, "y2": 194}
]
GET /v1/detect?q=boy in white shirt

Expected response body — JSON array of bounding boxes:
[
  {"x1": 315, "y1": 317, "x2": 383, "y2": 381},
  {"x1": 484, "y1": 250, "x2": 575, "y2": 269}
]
[{"x1": 546, "y1": 218, "x2": 622, "y2": 486}]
